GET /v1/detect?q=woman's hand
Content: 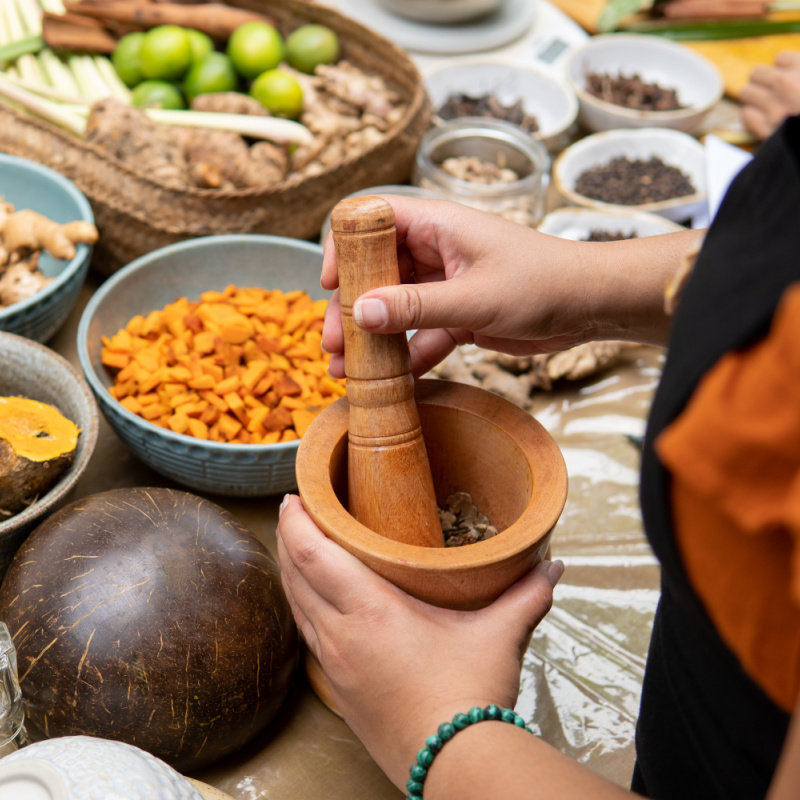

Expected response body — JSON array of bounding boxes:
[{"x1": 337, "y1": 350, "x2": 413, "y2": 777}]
[
  {"x1": 321, "y1": 196, "x2": 701, "y2": 378},
  {"x1": 276, "y1": 494, "x2": 563, "y2": 790},
  {"x1": 741, "y1": 51, "x2": 800, "y2": 141}
]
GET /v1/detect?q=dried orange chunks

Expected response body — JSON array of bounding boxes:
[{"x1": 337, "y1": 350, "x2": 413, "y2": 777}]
[{"x1": 100, "y1": 285, "x2": 346, "y2": 444}]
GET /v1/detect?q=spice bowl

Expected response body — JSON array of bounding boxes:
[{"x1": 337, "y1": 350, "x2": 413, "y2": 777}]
[
  {"x1": 77, "y1": 234, "x2": 332, "y2": 497},
  {"x1": 0, "y1": 333, "x2": 99, "y2": 579},
  {"x1": 376, "y1": 0, "x2": 505, "y2": 22},
  {"x1": 552, "y1": 128, "x2": 708, "y2": 223},
  {"x1": 424, "y1": 59, "x2": 579, "y2": 152},
  {"x1": 413, "y1": 118, "x2": 550, "y2": 228},
  {"x1": 564, "y1": 34, "x2": 723, "y2": 134},
  {"x1": 538, "y1": 207, "x2": 684, "y2": 240},
  {"x1": 0, "y1": 154, "x2": 95, "y2": 343},
  {"x1": 297, "y1": 379, "x2": 568, "y2": 710}
]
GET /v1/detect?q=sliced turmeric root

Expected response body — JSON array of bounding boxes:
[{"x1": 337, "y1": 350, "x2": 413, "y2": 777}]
[{"x1": 0, "y1": 397, "x2": 81, "y2": 516}]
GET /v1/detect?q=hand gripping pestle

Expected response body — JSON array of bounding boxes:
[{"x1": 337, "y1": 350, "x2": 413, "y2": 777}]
[{"x1": 330, "y1": 196, "x2": 445, "y2": 548}]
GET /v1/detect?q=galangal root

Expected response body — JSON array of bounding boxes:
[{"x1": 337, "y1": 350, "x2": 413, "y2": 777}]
[
  {"x1": 84, "y1": 59, "x2": 407, "y2": 191},
  {"x1": 0, "y1": 198, "x2": 98, "y2": 308}
]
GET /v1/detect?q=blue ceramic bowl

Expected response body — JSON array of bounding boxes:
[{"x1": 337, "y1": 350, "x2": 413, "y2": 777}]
[
  {"x1": 77, "y1": 235, "x2": 328, "y2": 497},
  {"x1": 0, "y1": 154, "x2": 95, "y2": 342}
]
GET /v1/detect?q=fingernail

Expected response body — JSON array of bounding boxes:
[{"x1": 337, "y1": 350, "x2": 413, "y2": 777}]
[
  {"x1": 353, "y1": 297, "x2": 388, "y2": 328},
  {"x1": 279, "y1": 494, "x2": 290, "y2": 516},
  {"x1": 547, "y1": 560, "x2": 565, "y2": 587}
]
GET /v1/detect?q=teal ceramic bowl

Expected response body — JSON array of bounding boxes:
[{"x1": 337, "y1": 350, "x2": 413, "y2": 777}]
[
  {"x1": 0, "y1": 154, "x2": 95, "y2": 342},
  {"x1": 77, "y1": 235, "x2": 328, "y2": 497}
]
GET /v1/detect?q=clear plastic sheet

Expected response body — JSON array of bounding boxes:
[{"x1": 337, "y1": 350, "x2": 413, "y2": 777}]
[{"x1": 519, "y1": 345, "x2": 664, "y2": 786}]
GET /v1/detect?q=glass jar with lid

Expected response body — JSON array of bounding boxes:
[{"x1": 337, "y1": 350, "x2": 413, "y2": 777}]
[{"x1": 412, "y1": 117, "x2": 549, "y2": 228}]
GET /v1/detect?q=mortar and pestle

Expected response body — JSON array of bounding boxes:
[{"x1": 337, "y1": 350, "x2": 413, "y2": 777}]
[{"x1": 296, "y1": 196, "x2": 568, "y2": 713}]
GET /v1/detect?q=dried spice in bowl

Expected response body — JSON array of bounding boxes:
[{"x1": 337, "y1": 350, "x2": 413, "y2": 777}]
[
  {"x1": 100, "y1": 284, "x2": 346, "y2": 445},
  {"x1": 584, "y1": 72, "x2": 684, "y2": 112},
  {"x1": 575, "y1": 156, "x2": 696, "y2": 205},
  {"x1": 437, "y1": 92, "x2": 539, "y2": 133},
  {"x1": 582, "y1": 230, "x2": 638, "y2": 242}
]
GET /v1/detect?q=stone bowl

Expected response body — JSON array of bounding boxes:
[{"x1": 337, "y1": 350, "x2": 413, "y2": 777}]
[{"x1": 0, "y1": 332, "x2": 98, "y2": 580}]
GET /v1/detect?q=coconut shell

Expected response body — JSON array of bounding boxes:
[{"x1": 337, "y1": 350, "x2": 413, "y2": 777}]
[{"x1": 0, "y1": 487, "x2": 298, "y2": 771}]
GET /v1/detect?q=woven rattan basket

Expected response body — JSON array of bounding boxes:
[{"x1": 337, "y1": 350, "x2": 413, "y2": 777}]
[{"x1": 0, "y1": 0, "x2": 432, "y2": 276}]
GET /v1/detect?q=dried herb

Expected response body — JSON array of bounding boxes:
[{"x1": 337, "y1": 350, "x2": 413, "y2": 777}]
[
  {"x1": 575, "y1": 156, "x2": 695, "y2": 205},
  {"x1": 439, "y1": 491, "x2": 498, "y2": 547},
  {"x1": 585, "y1": 71, "x2": 683, "y2": 111},
  {"x1": 438, "y1": 92, "x2": 539, "y2": 133},
  {"x1": 582, "y1": 229, "x2": 638, "y2": 241}
]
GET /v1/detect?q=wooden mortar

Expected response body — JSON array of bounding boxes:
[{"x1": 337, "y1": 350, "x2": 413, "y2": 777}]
[{"x1": 296, "y1": 196, "x2": 568, "y2": 714}]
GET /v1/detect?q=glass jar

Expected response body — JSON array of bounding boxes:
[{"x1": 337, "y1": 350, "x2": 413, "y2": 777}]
[{"x1": 413, "y1": 118, "x2": 549, "y2": 228}]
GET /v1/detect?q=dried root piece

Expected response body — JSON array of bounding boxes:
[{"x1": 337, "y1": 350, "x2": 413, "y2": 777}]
[
  {"x1": 0, "y1": 396, "x2": 80, "y2": 516},
  {"x1": 0, "y1": 263, "x2": 53, "y2": 307},
  {"x1": 439, "y1": 491, "x2": 498, "y2": 548},
  {"x1": 316, "y1": 60, "x2": 400, "y2": 117},
  {"x1": 528, "y1": 342, "x2": 626, "y2": 391},
  {"x1": 0, "y1": 209, "x2": 98, "y2": 263},
  {"x1": 190, "y1": 92, "x2": 269, "y2": 116},
  {"x1": 86, "y1": 99, "x2": 190, "y2": 188},
  {"x1": 182, "y1": 129, "x2": 288, "y2": 189}
]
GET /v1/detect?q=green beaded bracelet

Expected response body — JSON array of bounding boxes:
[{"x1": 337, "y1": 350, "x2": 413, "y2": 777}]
[{"x1": 405, "y1": 706, "x2": 534, "y2": 800}]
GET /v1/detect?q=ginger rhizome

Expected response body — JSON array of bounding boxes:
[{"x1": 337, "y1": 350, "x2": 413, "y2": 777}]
[{"x1": 0, "y1": 198, "x2": 98, "y2": 308}]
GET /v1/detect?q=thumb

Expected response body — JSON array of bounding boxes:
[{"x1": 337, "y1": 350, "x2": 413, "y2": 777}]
[
  {"x1": 352, "y1": 279, "x2": 494, "y2": 335},
  {"x1": 480, "y1": 559, "x2": 564, "y2": 641}
]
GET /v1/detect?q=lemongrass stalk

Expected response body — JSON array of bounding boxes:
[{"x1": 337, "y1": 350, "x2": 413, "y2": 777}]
[
  {"x1": 16, "y1": 52, "x2": 42, "y2": 83},
  {"x1": 67, "y1": 54, "x2": 106, "y2": 101},
  {"x1": 0, "y1": 0, "x2": 9, "y2": 45},
  {"x1": 38, "y1": 0, "x2": 64, "y2": 12},
  {"x1": 16, "y1": 0, "x2": 42, "y2": 35},
  {"x1": 2, "y1": 0, "x2": 25, "y2": 41},
  {"x1": 78, "y1": 53, "x2": 113, "y2": 99},
  {"x1": 143, "y1": 108, "x2": 315, "y2": 145},
  {"x1": 40, "y1": 48, "x2": 79, "y2": 94},
  {"x1": 0, "y1": 32, "x2": 41, "y2": 62},
  {"x1": 0, "y1": 71, "x2": 85, "y2": 133},
  {"x1": 5, "y1": 71, "x2": 86, "y2": 104},
  {"x1": 94, "y1": 54, "x2": 131, "y2": 103}
]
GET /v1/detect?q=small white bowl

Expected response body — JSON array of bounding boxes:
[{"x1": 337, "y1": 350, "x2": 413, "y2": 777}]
[
  {"x1": 564, "y1": 34, "x2": 723, "y2": 134},
  {"x1": 552, "y1": 128, "x2": 707, "y2": 223},
  {"x1": 425, "y1": 59, "x2": 579, "y2": 152},
  {"x1": 538, "y1": 207, "x2": 684, "y2": 239}
]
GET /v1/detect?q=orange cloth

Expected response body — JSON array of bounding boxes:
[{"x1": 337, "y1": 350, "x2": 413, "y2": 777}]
[{"x1": 656, "y1": 282, "x2": 800, "y2": 714}]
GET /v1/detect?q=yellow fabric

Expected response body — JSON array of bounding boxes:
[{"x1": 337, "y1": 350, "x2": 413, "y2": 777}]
[
  {"x1": 685, "y1": 35, "x2": 800, "y2": 100},
  {"x1": 656, "y1": 282, "x2": 800, "y2": 713}
]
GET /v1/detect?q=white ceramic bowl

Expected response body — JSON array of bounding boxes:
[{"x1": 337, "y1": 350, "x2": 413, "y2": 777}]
[
  {"x1": 425, "y1": 59, "x2": 578, "y2": 152},
  {"x1": 377, "y1": 0, "x2": 505, "y2": 22},
  {"x1": 564, "y1": 34, "x2": 723, "y2": 134},
  {"x1": 538, "y1": 207, "x2": 684, "y2": 239},
  {"x1": 552, "y1": 128, "x2": 707, "y2": 223}
]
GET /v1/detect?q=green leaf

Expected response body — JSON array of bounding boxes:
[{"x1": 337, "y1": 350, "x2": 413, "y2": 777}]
[
  {"x1": 598, "y1": 0, "x2": 655, "y2": 32},
  {"x1": 624, "y1": 17, "x2": 800, "y2": 39}
]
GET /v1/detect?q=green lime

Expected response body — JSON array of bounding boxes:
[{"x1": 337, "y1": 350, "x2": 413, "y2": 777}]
[
  {"x1": 184, "y1": 52, "x2": 239, "y2": 101},
  {"x1": 285, "y1": 24, "x2": 339, "y2": 74},
  {"x1": 226, "y1": 21, "x2": 284, "y2": 80},
  {"x1": 249, "y1": 68, "x2": 303, "y2": 119},
  {"x1": 131, "y1": 79, "x2": 186, "y2": 110},
  {"x1": 140, "y1": 25, "x2": 193, "y2": 81},
  {"x1": 111, "y1": 32, "x2": 145, "y2": 88},
  {"x1": 186, "y1": 29, "x2": 214, "y2": 63}
]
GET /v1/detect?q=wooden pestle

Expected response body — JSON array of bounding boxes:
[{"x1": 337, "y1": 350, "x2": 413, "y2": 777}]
[{"x1": 331, "y1": 196, "x2": 445, "y2": 548}]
